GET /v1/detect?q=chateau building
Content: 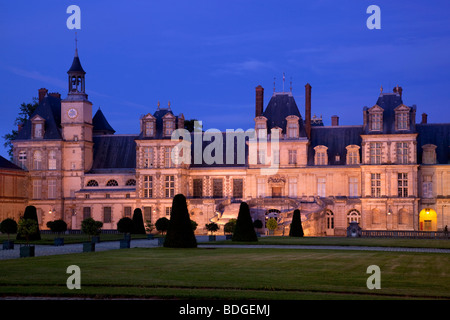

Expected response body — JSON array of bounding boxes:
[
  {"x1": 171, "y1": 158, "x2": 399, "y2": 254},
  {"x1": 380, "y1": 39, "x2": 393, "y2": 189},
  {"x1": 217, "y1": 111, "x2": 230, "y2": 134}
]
[{"x1": 8, "y1": 49, "x2": 450, "y2": 236}]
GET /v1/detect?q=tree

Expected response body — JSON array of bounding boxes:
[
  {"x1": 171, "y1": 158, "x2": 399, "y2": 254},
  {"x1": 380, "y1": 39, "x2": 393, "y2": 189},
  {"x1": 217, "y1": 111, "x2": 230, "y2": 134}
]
[
  {"x1": 2, "y1": 98, "x2": 39, "y2": 159},
  {"x1": 81, "y1": 218, "x2": 103, "y2": 241},
  {"x1": 0, "y1": 218, "x2": 18, "y2": 241},
  {"x1": 155, "y1": 217, "x2": 170, "y2": 236},
  {"x1": 191, "y1": 220, "x2": 198, "y2": 232},
  {"x1": 47, "y1": 220, "x2": 68, "y2": 237},
  {"x1": 266, "y1": 218, "x2": 278, "y2": 235},
  {"x1": 205, "y1": 222, "x2": 219, "y2": 235},
  {"x1": 253, "y1": 219, "x2": 263, "y2": 229},
  {"x1": 16, "y1": 206, "x2": 41, "y2": 241},
  {"x1": 184, "y1": 119, "x2": 201, "y2": 132},
  {"x1": 224, "y1": 219, "x2": 237, "y2": 234},
  {"x1": 232, "y1": 202, "x2": 257, "y2": 242},
  {"x1": 17, "y1": 219, "x2": 38, "y2": 246},
  {"x1": 289, "y1": 209, "x2": 304, "y2": 237},
  {"x1": 164, "y1": 194, "x2": 197, "y2": 248},
  {"x1": 132, "y1": 208, "x2": 146, "y2": 234},
  {"x1": 117, "y1": 217, "x2": 134, "y2": 235}
]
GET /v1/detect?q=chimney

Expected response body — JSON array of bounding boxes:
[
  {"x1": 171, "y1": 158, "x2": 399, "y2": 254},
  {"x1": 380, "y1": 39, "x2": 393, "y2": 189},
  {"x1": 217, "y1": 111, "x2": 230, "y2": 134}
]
[
  {"x1": 49, "y1": 92, "x2": 61, "y2": 99},
  {"x1": 305, "y1": 83, "x2": 312, "y2": 139},
  {"x1": 393, "y1": 85, "x2": 403, "y2": 98},
  {"x1": 255, "y1": 85, "x2": 264, "y2": 117},
  {"x1": 421, "y1": 113, "x2": 428, "y2": 124},
  {"x1": 38, "y1": 88, "x2": 48, "y2": 103},
  {"x1": 331, "y1": 115, "x2": 339, "y2": 126}
]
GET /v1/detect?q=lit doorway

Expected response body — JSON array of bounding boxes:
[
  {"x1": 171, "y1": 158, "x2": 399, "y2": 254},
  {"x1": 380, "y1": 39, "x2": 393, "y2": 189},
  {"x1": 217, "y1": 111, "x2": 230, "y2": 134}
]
[{"x1": 419, "y1": 208, "x2": 437, "y2": 231}]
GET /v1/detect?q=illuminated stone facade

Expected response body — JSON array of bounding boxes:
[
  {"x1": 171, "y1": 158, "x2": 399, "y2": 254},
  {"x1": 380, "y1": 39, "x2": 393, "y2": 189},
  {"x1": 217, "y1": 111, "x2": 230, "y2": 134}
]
[{"x1": 10, "y1": 51, "x2": 450, "y2": 236}]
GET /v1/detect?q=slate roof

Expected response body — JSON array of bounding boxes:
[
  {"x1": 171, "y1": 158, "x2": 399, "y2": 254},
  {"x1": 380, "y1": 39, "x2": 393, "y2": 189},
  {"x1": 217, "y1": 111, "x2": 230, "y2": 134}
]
[
  {"x1": 90, "y1": 135, "x2": 137, "y2": 172},
  {"x1": 15, "y1": 95, "x2": 62, "y2": 141},
  {"x1": 416, "y1": 123, "x2": 450, "y2": 164},
  {"x1": 93, "y1": 108, "x2": 116, "y2": 135},
  {"x1": 308, "y1": 125, "x2": 363, "y2": 166},
  {"x1": 68, "y1": 49, "x2": 85, "y2": 74},
  {"x1": 364, "y1": 93, "x2": 416, "y2": 134},
  {"x1": 0, "y1": 155, "x2": 24, "y2": 171},
  {"x1": 262, "y1": 93, "x2": 307, "y2": 137}
]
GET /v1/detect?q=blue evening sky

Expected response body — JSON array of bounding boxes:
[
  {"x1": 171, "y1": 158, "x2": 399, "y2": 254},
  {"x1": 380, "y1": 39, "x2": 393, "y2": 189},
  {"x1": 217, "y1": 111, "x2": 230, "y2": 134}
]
[{"x1": 1, "y1": 0, "x2": 449, "y2": 159}]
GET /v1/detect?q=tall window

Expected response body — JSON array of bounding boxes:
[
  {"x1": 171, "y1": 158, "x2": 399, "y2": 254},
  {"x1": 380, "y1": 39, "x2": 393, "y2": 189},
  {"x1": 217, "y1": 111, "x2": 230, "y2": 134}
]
[
  {"x1": 314, "y1": 146, "x2": 328, "y2": 166},
  {"x1": 288, "y1": 150, "x2": 297, "y2": 165},
  {"x1": 288, "y1": 178, "x2": 297, "y2": 198},
  {"x1": 124, "y1": 207, "x2": 132, "y2": 217},
  {"x1": 145, "y1": 121, "x2": 155, "y2": 137},
  {"x1": 165, "y1": 120, "x2": 174, "y2": 136},
  {"x1": 193, "y1": 179, "x2": 203, "y2": 198},
  {"x1": 33, "y1": 150, "x2": 43, "y2": 170},
  {"x1": 349, "y1": 177, "x2": 358, "y2": 198},
  {"x1": 165, "y1": 175, "x2": 175, "y2": 198},
  {"x1": 396, "y1": 142, "x2": 408, "y2": 164},
  {"x1": 346, "y1": 146, "x2": 360, "y2": 165},
  {"x1": 18, "y1": 151, "x2": 27, "y2": 169},
  {"x1": 347, "y1": 210, "x2": 361, "y2": 226},
  {"x1": 370, "y1": 142, "x2": 382, "y2": 164},
  {"x1": 422, "y1": 176, "x2": 433, "y2": 198},
  {"x1": 48, "y1": 179, "x2": 57, "y2": 199},
  {"x1": 287, "y1": 124, "x2": 298, "y2": 138},
  {"x1": 213, "y1": 179, "x2": 223, "y2": 198},
  {"x1": 103, "y1": 207, "x2": 112, "y2": 223},
  {"x1": 32, "y1": 180, "x2": 42, "y2": 199},
  {"x1": 143, "y1": 175, "x2": 152, "y2": 198},
  {"x1": 48, "y1": 150, "x2": 56, "y2": 170},
  {"x1": 396, "y1": 112, "x2": 409, "y2": 130},
  {"x1": 326, "y1": 211, "x2": 334, "y2": 230},
  {"x1": 370, "y1": 112, "x2": 382, "y2": 131},
  {"x1": 371, "y1": 173, "x2": 381, "y2": 197},
  {"x1": 33, "y1": 123, "x2": 44, "y2": 138},
  {"x1": 257, "y1": 178, "x2": 265, "y2": 197},
  {"x1": 233, "y1": 179, "x2": 243, "y2": 198},
  {"x1": 144, "y1": 207, "x2": 152, "y2": 222},
  {"x1": 164, "y1": 147, "x2": 173, "y2": 168},
  {"x1": 83, "y1": 207, "x2": 91, "y2": 220},
  {"x1": 143, "y1": 147, "x2": 154, "y2": 168},
  {"x1": 165, "y1": 207, "x2": 172, "y2": 216},
  {"x1": 398, "y1": 173, "x2": 408, "y2": 197},
  {"x1": 317, "y1": 178, "x2": 326, "y2": 197}
]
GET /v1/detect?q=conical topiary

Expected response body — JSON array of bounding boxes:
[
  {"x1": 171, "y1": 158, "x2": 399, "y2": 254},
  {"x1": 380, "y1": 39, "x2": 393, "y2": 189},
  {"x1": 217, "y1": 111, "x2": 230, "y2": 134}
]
[
  {"x1": 16, "y1": 205, "x2": 41, "y2": 241},
  {"x1": 132, "y1": 208, "x2": 146, "y2": 234},
  {"x1": 232, "y1": 202, "x2": 257, "y2": 242},
  {"x1": 289, "y1": 209, "x2": 304, "y2": 237},
  {"x1": 164, "y1": 194, "x2": 197, "y2": 248}
]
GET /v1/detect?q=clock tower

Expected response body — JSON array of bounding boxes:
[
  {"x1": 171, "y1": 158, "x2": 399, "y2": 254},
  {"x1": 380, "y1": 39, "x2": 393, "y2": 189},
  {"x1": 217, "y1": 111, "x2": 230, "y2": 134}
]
[{"x1": 61, "y1": 45, "x2": 94, "y2": 196}]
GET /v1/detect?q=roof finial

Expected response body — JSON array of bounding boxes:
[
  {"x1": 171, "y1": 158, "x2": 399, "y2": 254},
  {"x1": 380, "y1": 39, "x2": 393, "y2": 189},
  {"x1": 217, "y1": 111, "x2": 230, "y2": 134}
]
[
  {"x1": 273, "y1": 77, "x2": 276, "y2": 94},
  {"x1": 380, "y1": 85, "x2": 383, "y2": 94},
  {"x1": 74, "y1": 31, "x2": 78, "y2": 57},
  {"x1": 282, "y1": 72, "x2": 285, "y2": 93},
  {"x1": 157, "y1": 101, "x2": 160, "y2": 110},
  {"x1": 290, "y1": 77, "x2": 293, "y2": 93},
  {"x1": 168, "y1": 100, "x2": 171, "y2": 109}
]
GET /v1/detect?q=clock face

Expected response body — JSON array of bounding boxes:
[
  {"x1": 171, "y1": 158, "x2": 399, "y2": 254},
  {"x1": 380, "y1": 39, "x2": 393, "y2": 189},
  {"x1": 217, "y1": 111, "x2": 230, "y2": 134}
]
[{"x1": 68, "y1": 108, "x2": 78, "y2": 119}]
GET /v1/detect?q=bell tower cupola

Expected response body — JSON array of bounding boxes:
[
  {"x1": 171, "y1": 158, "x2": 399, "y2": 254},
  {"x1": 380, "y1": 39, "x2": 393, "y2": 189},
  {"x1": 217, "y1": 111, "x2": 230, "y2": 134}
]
[{"x1": 67, "y1": 37, "x2": 87, "y2": 100}]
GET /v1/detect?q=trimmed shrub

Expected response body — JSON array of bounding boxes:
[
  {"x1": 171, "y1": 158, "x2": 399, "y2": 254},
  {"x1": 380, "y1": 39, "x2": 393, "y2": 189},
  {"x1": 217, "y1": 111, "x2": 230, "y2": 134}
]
[
  {"x1": 164, "y1": 194, "x2": 197, "y2": 248},
  {"x1": 16, "y1": 206, "x2": 40, "y2": 241},
  {"x1": 155, "y1": 217, "x2": 170, "y2": 236},
  {"x1": 81, "y1": 218, "x2": 103, "y2": 241},
  {"x1": 47, "y1": 220, "x2": 68, "y2": 236},
  {"x1": 1, "y1": 218, "x2": 18, "y2": 240},
  {"x1": 224, "y1": 219, "x2": 236, "y2": 234},
  {"x1": 232, "y1": 202, "x2": 257, "y2": 242},
  {"x1": 132, "y1": 208, "x2": 146, "y2": 234},
  {"x1": 205, "y1": 222, "x2": 219, "y2": 235},
  {"x1": 117, "y1": 217, "x2": 134, "y2": 235},
  {"x1": 289, "y1": 209, "x2": 304, "y2": 237}
]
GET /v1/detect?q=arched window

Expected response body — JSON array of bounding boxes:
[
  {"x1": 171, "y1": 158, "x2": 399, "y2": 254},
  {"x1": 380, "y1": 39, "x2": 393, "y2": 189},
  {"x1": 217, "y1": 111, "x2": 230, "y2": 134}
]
[
  {"x1": 106, "y1": 179, "x2": 119, "y2": 187},
  {"x1": 33, "y1": 150, "x2": 43, "y2": 170},
  {"x1": 326, "y1": 210, "x2": 334, "y2": 230},
  {"x1": 347, "y1": 210, "x2": 361, "y2": 226},
  {"x1": 125, "y1": 179, "x2": 136, "y2": 186},
  {"x1": 87, "y1": 180, "x2": 99, "y2": 187}
]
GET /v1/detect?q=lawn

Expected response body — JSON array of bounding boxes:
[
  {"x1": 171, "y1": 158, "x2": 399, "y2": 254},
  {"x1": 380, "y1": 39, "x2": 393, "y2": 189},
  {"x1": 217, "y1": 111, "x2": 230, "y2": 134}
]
[{"x1": 0, "y1": 246, "x2": 448, "y2": 300}]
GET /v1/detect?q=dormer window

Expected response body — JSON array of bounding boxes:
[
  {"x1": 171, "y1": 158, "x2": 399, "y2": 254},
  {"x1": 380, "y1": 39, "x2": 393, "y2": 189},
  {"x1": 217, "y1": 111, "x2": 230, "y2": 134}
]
[
  {"x1": 254, "y1": 116, "x2": 268, "y2": 138},
  {"x1": 141, "y1": 113, "x2": 156, "y2": 137},
  {"x1": 346, "y1": 145, "x2": 360, "y2": 165},
  {"x1": 163, "y1": 113, "x2": 176, "y2": 137},
  {"x1": 368, "y1": 105, "x2": 383, "y2": 132},
  {"x1": 285, "y1": 115, "x2": 299, "y2": 139},
  {"x1": 31, "y1": 115, "x2": 45, "y2": 139},
  {"x1": 314, "y1": 145, "x2": 328, "y2": 165},
  {"x1": 394, "y1": 105, "x2": 411, "y2": 131}
]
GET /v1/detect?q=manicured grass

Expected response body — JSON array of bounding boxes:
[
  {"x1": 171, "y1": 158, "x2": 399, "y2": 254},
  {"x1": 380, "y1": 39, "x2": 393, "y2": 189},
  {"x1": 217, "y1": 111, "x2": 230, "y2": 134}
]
[
  {"x1": 0, "y1": 247, "x2": 448, "y2": 300},
  {"x1": 0, "y1": 233, "x2": 150, "y2": 245}
]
